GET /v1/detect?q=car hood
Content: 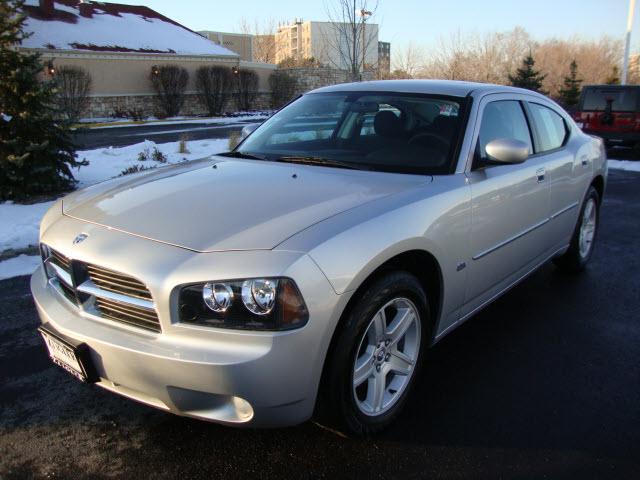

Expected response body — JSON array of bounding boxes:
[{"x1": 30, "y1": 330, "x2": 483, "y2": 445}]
[{"x1": 62, "y1": 158, "x2": 430, "y2": 252}]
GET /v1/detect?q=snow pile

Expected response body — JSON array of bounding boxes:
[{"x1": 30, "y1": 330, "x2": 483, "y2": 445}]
[
  {"x1": 22, "y1": 2, "x2": 237, "y2": 56},
  {"x1": 608, "y1": 160, "x2": 640, "y2": 172},
  {"x1": 0, "y1": 201, "x2": 54, "y2": 251},
  {"x1": 74, "y1": 138, "x2": 228, "y2": 186},
  {"x1": 0, "y1": 255, "x2": 42, "y2": 281}
]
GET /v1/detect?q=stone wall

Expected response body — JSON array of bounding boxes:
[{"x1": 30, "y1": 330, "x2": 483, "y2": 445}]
[
  {"x1": 279, "y1": 67, "x2": 376, "y2": 96},
  {"x1": 84, "y1": 92, "x2": 271, "y2": 119}
]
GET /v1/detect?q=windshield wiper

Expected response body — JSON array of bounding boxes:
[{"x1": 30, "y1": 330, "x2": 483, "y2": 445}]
[
  {"x1": 220, "y1": 151, "x2": 266, "y2": 160},
  {"x1": 277, "y1": 156, "x2": 367, "y2": 170}
]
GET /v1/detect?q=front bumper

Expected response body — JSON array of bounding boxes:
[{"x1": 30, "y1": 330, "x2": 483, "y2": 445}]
[{"x1": 31, "y1": 219, "x2": 344, "y2": 427}]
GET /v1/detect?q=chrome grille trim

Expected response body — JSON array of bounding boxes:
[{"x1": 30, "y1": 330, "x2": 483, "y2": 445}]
[
  {"x1": 41, "y1": 244, "x2": 161, "y2": 334},
  {"x1": 77, "y1": 280, "x2": 155, "y2": 310},
  {"x1": 45, "y1": 259, "x2": 73, "y2": 287}
]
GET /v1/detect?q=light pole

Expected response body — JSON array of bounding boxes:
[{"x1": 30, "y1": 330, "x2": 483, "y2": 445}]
[
  {"x1": 359, "y1": 9, "x2": 372, "y2": 81},
  {"x1": 622, "y1": 0, "x2": 636, "y2": 85}
]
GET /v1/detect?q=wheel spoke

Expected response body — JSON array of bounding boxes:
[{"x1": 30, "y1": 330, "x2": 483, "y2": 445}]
[
  {"x1": 353, "y1": 354, "x2": 374, "y2": 387},
  {"x1": 387, "y1": 307, "x2": 414, "y2": 347},
  {"x1": 367, "y1": 372, "x2": 387, "y2": 412},
  {"x1": 373, "y1": 309, "x2": 386, "y2": 343},
  {"x1": 388, "y1": 349, "x2": 414, "y2": 375}
]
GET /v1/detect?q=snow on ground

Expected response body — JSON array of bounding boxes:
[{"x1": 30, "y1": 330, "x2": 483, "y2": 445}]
[
  {"x1": 0, "y1": 255, "x2": 41, "y2": 280},
  {"x1": 0, "y1": 201, "x2": 54, "y2": 252},
  {"x1": 608, "y1": 159, "x2": 640, "y2": 172},
  {"x1": 74, "y1": 138, "x2": 228, "y2": 186},
  {"x1": 0, "y1": 138, "x2": 228, "y2": 256}
]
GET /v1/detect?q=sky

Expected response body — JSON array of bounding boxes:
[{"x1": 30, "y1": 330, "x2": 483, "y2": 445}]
[{"x1": 122, "y1": 0, "x2": 640, "y2": 53}]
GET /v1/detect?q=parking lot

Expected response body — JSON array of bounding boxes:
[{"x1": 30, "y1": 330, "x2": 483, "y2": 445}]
[{"x1": 1, "y1": 168, "x2": 639, "y2": 480}]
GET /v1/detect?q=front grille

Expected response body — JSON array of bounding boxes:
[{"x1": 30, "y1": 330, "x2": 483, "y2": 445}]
[
  {"x1": 58, "y1": 279, "x2": 77, "y2": 303},
  {"x1": 95, "y1": 297, "x2": 160, "y2": 332},
  {"x1": 86, "y1": 263, "x2": 153, "y2": 301},
  {"x1": 51, "y1": 249, "x2": 71, "y2": 271},
  {"x1": 42, "y1": 245, "x2": 161, "y2": 333}
]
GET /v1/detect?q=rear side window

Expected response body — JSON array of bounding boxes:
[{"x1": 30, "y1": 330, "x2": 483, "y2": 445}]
[
  {"x1": 582, "y1": 87, "x2": 638, "y2": 112},
  {"x1": 477, "y1": 100, "x2": 533, "y2": 161},
  {"x1": 528, "y1": 103, "x2": 568, "y2": 152}
]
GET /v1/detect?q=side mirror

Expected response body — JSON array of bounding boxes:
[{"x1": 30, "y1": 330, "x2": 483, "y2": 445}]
[
  {"x1": 484, "y1": 138, "x2": 529, "y2": 164},
  {"x1": 240, "y1": 123, "x2": 261, "y2": 140}
]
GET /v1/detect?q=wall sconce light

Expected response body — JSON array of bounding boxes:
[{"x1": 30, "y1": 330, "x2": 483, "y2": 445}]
[
  {"x1": 232, "y1": 65, "x2": 240, "y2": 75},
  {"x1": 47, "y1": 60, "x2": 56, "y2": 76},
  {"x1": 151, "y1": 65, "x2": 160, "y2": 76}
]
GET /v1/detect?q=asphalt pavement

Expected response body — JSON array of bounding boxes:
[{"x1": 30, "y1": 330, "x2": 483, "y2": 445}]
[
  {"x1": 0, "y1": 169, "x2": 639, "y2": 479},
  {"x1": 72, "y1": 119, "x2": 259, "y2": 150}
]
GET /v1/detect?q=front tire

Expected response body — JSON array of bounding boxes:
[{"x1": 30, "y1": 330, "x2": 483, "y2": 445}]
[
  {"x1": 319, "y1": 271, "x2": 430, "y2": 435},
  {"x1": 554, "y1": 186, "x2": 600, "y2": 273}
]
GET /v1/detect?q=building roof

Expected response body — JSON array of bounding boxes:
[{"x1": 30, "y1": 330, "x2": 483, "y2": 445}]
[{"x1": 21, "y1": 0, "x2": 238, "y2": 56}]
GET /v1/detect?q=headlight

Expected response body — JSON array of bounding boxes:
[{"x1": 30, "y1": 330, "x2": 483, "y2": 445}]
[{"x1": 179, "y1": 277, "x2": 308, "y2": 331}]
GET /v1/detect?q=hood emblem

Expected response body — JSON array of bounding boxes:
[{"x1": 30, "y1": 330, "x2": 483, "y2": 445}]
[{"x1": 73, "y1": 233, "x2": 88, "y2": 245}]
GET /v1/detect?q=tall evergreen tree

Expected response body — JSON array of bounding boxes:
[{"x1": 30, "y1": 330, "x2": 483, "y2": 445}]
[
  {"x1": 558, "y1": 60, "x2": 582, "y2": 107},
  {"x1": 0, "y1": 0, "x2": 86, "y2": 200},
  {"x1": 508, "y1": 54, "x2": 547, "y2": 93}
]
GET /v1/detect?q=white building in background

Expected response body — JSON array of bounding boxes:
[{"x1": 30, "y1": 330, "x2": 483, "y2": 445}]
[{"x1": 275, "y1": 20, "x2": 379, "y2": 70}]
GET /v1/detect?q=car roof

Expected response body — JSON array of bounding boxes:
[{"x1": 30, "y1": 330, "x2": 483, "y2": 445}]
[{"x1": 309, "y1": 79, "x2": 545, "y2": 98}]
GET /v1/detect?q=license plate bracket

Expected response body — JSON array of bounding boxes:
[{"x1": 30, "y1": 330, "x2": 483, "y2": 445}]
[{"x1": 38, "y1": 325, "x2": 98, "y2": 383}]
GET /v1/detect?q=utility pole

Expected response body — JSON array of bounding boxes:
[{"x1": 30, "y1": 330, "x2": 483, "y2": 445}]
[{"x1": 622, "y1": 0, "x2": 636, "y2": 85}]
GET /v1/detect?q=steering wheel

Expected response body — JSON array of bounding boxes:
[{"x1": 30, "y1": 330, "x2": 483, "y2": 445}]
[{"x1": 408, "y1": 132, "x2": 450, "y2": 151}]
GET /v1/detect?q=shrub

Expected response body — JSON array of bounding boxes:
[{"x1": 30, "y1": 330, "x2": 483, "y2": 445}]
[
  {"x1": 120, "y1": 164, "x2": 155, "y2": 176},
  {"x1": 235, "y1": 69, "x2": 259, "y2": 111},
  {"x1": 268, "y1": 71, "x2": 298, "y2": 109},
  {"x1": 196, "y1": 66, "x2": 232, "y2": 116},
  {"x1": 137, "y1": 146, "x2": 167, "y2": 163},
  {"x1": 112, "y1": 107, "x2": 145, "y2": 121},
  {"x1": 54, "y1": 66, "x2": 92, "y2": 122},
  {"x1": 149, "y1": 65, "x2": 189, "y2": 118}
]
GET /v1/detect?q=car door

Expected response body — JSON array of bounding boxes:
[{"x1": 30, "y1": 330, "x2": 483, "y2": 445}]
[
  {"x1": 525, "y1": 101, "x2": 586, "y2": 249},
  {"x1": 461, "y1": 95, "x2": 551, "y2": 317}
]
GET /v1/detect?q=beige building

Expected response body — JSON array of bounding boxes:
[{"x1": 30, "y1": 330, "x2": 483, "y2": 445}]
[
  {"x1": 275, "y1": 20, "x2": 379, "y2": 70},
  {"x1": 21, "y1": 1, "x2": 276, "y2": 117},
  {"x1": 198, "y1": 31, "x2": 254, "y2": 62}
]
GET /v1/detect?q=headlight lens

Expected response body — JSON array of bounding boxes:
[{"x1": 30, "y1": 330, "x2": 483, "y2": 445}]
[
  {"x1": 179, "y1": 277, "x2": 308, "y2": 331},
  {"x1": 241, "y1": 279, "x2": 277, "y2": 315},
  {"x1": 202, "y1": 282, "x2": 234, "y2": 312}
]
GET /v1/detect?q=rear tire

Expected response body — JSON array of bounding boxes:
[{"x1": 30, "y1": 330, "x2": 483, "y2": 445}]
[
  {"x1": 553, "y1": 186, "x2": 600, "y2": 273},
  {"x1": 317, "y1": 271, "x2": 430, "y2": 435}
]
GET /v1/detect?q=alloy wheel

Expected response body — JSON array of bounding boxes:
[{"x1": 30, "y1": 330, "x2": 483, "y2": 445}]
[{"x1": 352, "y1": 297, "x2": 421, "y2": 416}]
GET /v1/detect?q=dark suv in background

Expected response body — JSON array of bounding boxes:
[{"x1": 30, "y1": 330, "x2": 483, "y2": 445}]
[{"x1": 573, "y1": 85, "x2": 640, "y2": 153}]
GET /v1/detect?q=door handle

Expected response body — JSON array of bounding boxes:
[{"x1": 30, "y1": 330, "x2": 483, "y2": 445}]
[{"x1": 536, "y1": 168, "x2": 545, "y2": 183}]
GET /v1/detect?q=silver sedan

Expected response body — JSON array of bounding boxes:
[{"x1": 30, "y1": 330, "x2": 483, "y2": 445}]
[{"x1": 32, "y1": 80, "x2": 607, "y2": 434}]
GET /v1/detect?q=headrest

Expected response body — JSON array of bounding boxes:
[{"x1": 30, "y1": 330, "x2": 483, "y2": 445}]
[{"x1": 374, "y1": 110, "x2": 403, "y2": 138}]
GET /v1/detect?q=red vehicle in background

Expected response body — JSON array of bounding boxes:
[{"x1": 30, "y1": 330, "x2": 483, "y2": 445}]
[{"x1": 573, "y1": 85, "x2": 640, "y2": 154}]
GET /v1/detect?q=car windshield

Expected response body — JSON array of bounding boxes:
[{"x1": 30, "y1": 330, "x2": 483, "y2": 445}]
[
  {"x1": 582, "y1": 87, "x2": 639, "y2": 112},
  {"x1": 235, "y1": 92, "x2": 466, "y2": 174}
]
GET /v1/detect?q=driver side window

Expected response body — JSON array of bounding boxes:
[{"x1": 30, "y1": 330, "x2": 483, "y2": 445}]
[{"x1": 477, "y1": 100, "x2": 533, "y2": 164}]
